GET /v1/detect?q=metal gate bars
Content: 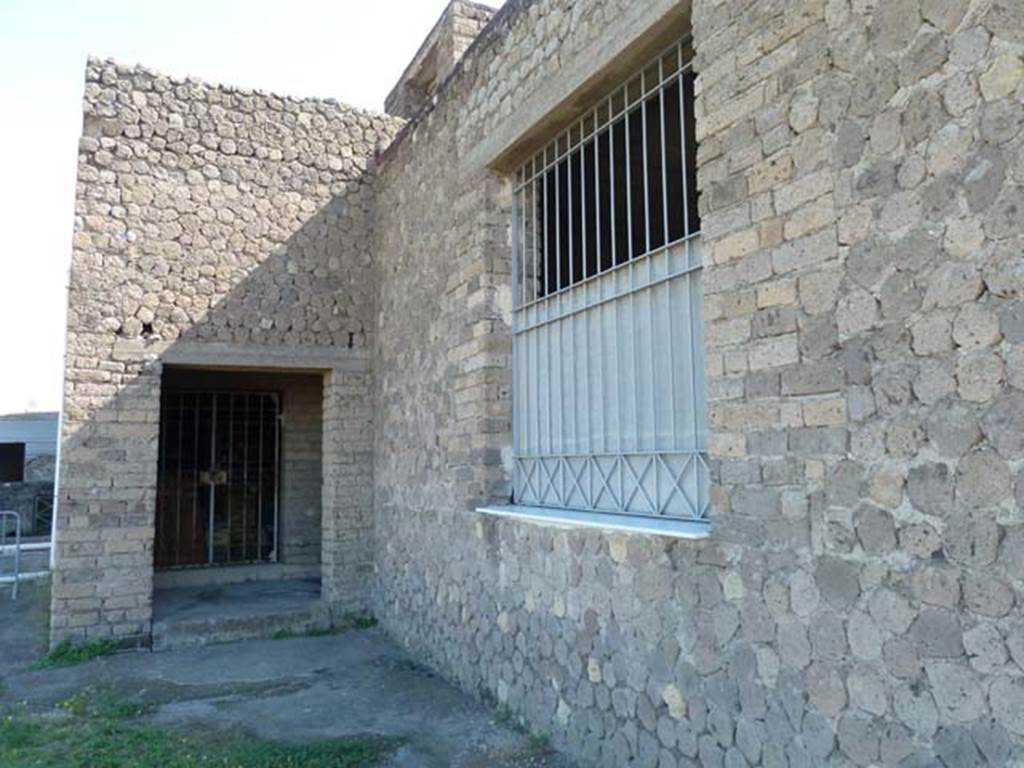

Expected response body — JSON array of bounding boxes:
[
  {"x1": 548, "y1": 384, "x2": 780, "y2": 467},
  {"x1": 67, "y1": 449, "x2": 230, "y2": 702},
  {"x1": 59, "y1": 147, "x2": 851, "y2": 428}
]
[{"x1": 156, "y1": 391, "x2": 280, "y2": 569}]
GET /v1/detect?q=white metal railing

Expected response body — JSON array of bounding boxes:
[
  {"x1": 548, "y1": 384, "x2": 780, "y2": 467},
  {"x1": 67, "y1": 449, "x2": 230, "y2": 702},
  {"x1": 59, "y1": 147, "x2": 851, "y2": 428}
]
[
  {"x1": 510, "y1": 37, "x2": 708, "y2": 521},
  {"x1": 1, "y1": 511, "x2": 21, "y2": 599},
  {"x1": 0, "y1": 541, "x2": 50, "y2": 554}
]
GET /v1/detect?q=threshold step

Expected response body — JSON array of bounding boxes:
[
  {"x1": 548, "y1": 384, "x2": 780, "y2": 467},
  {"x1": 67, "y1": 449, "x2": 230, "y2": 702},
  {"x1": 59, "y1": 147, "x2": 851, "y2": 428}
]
[
  {"x1": 151, "y1": 578, "x2": 325, "y2": 650},
  {"x1": 152, "y1": 605, "x2": 328, "y2": 650}
]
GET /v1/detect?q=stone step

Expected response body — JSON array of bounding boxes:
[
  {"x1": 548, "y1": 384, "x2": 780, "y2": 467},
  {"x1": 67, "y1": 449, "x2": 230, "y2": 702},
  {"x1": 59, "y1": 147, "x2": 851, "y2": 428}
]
[
  {"x1": 150, "y1": 578, "x2": 327, "y2": 651},
  {"x1": 152, "y1": 602, "x2": 329, "y2": 651}
]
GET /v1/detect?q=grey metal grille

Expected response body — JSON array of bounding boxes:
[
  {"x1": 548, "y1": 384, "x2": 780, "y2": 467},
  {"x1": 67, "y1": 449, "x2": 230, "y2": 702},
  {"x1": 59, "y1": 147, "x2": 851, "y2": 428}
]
[
  {"x1": 156, "y1": 391, "x2": 280, "y2": 568},
  {"x1": 511, "y1": 38, "x2": 709, "y2": 521}
]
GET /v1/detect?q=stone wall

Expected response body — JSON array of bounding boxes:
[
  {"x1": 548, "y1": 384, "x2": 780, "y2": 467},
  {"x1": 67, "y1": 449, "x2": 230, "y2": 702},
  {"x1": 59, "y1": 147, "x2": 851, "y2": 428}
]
[
  {"x1": 55, "y1": 58, "x2": 403, "y2": 645},
  {"x1": 24, "y1": 455, "x2": 56, "y2": 484},
  {"x1": 0, "y1": 418, "x2": 56, "y2": 536},
  {"x1": 57, "y1": 0, "x2": 1024, "y2": 762},
  {"x1": 694, "y1": 0, "x2": 1023, "y2": 765},
  {"x1": 0, "y1": 481, "x2": 52, "y2": 537},
  {"x1": 384, "y1": 0, "x2": 495, "y2": 120},
  {"x1": 373, "y1": 2, "x2": 1024, "y2": 767}
]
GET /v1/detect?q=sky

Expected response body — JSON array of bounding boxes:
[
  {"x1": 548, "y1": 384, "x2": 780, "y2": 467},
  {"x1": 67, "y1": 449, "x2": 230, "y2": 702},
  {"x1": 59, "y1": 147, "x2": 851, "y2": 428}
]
[{"x1": 0, "y1": 0, "x2": 502, "y2": 416}]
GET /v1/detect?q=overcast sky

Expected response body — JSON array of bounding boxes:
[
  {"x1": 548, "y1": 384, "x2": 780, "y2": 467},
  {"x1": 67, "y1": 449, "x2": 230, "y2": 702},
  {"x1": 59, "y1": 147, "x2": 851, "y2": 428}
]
[{"x1": 0, "y1": 0, "x2": 502, "y2": 416}]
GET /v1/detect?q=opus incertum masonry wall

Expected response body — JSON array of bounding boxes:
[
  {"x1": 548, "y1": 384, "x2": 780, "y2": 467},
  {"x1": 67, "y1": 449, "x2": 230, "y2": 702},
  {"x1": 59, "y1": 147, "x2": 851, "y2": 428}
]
[{"x1": 59, "y1": 0, "x2": 1024, "y2": 765}]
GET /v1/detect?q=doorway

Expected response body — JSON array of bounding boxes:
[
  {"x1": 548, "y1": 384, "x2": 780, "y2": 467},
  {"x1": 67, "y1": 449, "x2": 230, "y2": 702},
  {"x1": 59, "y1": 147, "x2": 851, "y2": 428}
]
[{"x1": 156, "y1": 391, "x2": 280, "y2": 568}]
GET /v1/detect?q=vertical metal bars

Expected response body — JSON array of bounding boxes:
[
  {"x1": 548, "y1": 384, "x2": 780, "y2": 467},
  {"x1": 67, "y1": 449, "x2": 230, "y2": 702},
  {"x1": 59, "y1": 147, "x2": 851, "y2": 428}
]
[
  {"x1": 207, "y1": 395, "x2": 216, "y2": 565},
  {"x1": 155, "y1": 391, "x2": 280, "y2": 568},
  {"x1": 272, "y1": 394, "x2": 280, "y2": 563},
  {"x1": 510, "y1": 36, "x2": 708, "y2": 520},
  {"x1": 513, "y1": 38, "x2": 699, "y2": 309}
]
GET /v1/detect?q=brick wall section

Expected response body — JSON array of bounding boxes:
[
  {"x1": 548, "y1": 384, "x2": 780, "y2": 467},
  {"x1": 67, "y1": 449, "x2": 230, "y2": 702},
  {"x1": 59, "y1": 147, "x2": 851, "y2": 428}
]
[
  {"x1": 321, "y1": 367, "x2": 377, "y2": 611},
  {"x1": 55, "y1": 58, "x2": 403, "y2": 645},
  {"x1": 373, "y1": 1, "x2": 1024, "y2": 766},
  {"x1": 281, "y1": 378, "x2": 324, "y2": 566}
]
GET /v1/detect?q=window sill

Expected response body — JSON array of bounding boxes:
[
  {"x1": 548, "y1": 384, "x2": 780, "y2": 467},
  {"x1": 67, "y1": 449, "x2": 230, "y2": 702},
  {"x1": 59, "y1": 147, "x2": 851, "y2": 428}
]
[{"x1": 476, "y1": 505, "x2": 711, "y2": 540}]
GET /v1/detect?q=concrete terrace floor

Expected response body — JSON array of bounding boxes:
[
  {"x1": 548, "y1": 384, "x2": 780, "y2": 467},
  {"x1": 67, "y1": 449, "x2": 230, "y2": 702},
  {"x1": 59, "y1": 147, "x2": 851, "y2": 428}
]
[{"x1": 0, "y1": 582, "x2": 574, "y2": 768}]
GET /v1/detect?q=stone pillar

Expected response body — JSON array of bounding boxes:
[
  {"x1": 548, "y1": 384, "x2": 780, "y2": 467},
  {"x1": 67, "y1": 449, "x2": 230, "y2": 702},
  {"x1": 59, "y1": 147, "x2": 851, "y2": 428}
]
[
  {"x1": 320, "y1": 366, "x2": 376, "y2": 615},
  {"x1": 51, "y1": 339, "x2": 160, "y2": 647}
]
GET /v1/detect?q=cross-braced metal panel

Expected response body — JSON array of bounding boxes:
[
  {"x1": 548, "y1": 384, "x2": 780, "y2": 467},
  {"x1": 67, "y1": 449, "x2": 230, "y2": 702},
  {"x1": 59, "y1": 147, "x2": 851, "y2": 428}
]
[{"x1": 511, "y1": 38, "x2": 709, "y2": 521}]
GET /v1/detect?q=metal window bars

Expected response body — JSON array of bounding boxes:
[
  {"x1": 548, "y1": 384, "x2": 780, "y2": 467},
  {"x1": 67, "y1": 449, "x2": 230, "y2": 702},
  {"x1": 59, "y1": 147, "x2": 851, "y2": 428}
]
[
  {"x1": 511, "y1": 37, "x2": 709, "y2": 521},
  {"x1": 156, "y1": 391, "x2": 280, "y2": 569}
]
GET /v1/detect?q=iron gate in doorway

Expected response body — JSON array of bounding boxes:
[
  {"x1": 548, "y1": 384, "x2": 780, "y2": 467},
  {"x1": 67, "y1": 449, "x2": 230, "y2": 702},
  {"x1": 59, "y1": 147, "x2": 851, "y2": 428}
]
[{"x1": 156, "y1": 391, "x2": 280, "y2": 568}]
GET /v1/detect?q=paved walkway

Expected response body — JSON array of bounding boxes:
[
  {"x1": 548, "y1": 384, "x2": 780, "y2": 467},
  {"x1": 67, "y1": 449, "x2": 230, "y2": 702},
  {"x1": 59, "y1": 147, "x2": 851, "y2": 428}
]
[
  {"x1": 0, "y1": 576, "x2": 49, "y2": 668},
  {"x1": 0, "y1": 586, "x2": 572, "y2": 768}
]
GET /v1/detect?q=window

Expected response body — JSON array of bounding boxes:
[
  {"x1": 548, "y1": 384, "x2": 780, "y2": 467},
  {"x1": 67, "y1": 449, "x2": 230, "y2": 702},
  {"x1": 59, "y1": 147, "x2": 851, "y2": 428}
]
[
  {"x1": 0, "y1": 443, "x2": 26, "y2": 483},
  {"x1": 510, "y1": 38, "x2": 708, "y2": 523}
]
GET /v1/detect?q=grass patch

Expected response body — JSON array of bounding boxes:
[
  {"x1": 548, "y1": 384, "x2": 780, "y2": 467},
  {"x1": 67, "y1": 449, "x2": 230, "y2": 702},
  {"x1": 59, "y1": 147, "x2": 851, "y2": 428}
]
[
  {"x1": 34, "y1": 639, "x2": 118, "y2": 669},
  {"x1": 269, "y1": 614, "x2": 377, "y2": 641},
  {"x1": 493, "y1": 704, "x2": 526, "y2": 733},
  {"x1": 528, "y1": 732, "x2": 553, "y2": 755},
  {"x1": 493, "y1": 705, "x2": 554, "y2": 757},
  {"x1": 219, "y1": 737, "x2": 398, "y2": 767},
  {"x1": 0, "y1": 702, "x2": 400, "y2": 768},
  {"x1": 58, "y1": 691, "x2": 152, "y2": 720},
  {"x1": 337, "y1": 613, "x2": 378, "y2": 631},
  {"x1": 269, "y1": 625, "x2": 339, "y2": 641}
]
